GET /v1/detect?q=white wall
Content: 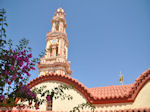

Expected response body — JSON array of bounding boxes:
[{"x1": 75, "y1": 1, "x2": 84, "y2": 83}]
[
  {"x1": 95, "y1": 81, "x2": 150, "y2": 111},
  {"x1": 33, "y1": 80, "x2": 87, "y2": 111}
]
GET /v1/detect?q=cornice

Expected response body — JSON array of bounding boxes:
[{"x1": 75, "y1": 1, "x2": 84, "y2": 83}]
[
  {"x1": 46, "y1": 32, "x2": 69, "y2": 47},
  {"x1": 27, "y1": 69, "x2": 150, "y2": 104}
]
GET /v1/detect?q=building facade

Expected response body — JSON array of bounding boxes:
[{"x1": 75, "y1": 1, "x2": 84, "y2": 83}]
[{"x1": 26, "y1": 8, "x2": 150, "y2": 112}]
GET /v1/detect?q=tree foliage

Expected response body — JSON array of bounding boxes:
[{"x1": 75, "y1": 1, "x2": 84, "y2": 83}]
[{"x1": 0, "y1": 8, "x2": 38, "y2": 107}]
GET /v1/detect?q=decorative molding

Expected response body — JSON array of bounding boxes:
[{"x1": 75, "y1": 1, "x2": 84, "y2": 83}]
[{"x1": 27, "y1": 69, "x2": 150, "y2": 104}]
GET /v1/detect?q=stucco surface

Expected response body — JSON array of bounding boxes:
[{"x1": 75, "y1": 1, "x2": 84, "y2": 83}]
[
  {"x1": 14, "y1": 79, "x2": 150, "y2": 111},
  {"x1": 32, "y1": 80, "x2": 87, "y2": 111},
  {"x1": 29, "y1": 80, "x2": 150, "y2": 111},
  {"x1": 95, "y1": 81, "x2": 150, "y2": 111}
]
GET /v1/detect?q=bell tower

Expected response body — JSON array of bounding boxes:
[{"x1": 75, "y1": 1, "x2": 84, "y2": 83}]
[{"x1": 37, "y1": 8, "x2": 72, "y2": 76}]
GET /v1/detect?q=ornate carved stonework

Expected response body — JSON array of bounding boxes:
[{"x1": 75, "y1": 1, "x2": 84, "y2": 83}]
[{"x1": 37, "y1": 8, "x2": 72, "y2": 76}]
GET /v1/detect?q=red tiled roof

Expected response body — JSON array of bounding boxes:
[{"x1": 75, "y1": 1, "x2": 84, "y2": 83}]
[
  {"x1": 88, "y1": 84, "x2": 133, "y2": 100},
  {"x1": 27, "y1": 69, "x2": 150, "y2": 104}
]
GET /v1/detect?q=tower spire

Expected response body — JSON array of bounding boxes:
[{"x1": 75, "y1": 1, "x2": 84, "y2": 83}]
[
  {"x1": 51, "y1": 8, "x2": 66, "y2": 33},
  {"x1": 37, "y1": 8, "x2": 72, "y2": 76}
]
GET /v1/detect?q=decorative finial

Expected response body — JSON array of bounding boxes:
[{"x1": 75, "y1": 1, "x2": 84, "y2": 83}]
[
  {"x1": 119, "y1": 71, "x2": 124, "y2": 85},
  {"x1": 56, "y1": 8, "x2": 64, "y2": 13},
  {"x1": 55, "y1": 8, "x2": 65, "y2": 16}
]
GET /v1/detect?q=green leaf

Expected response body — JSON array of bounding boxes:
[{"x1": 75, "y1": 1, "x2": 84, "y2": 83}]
[
  {"x1": 41, "y1": 93, "x2": 45, "y2": 97},
  {"x1": 51, "y1": 91, "x2": 54, "y2": 98},
  {"x1": 2, "y1": 28, "x2": 5, "y2": 33},
  {"x1": 4, "y1": 23, "x2": 8, "y2": 26},
  {"x1": 54, "y1": 87, "x2": 58, "y2": 90},
  {"x1": 60, "y1": 89, "x2": 63, "y2": 93},
  {"x1": 0, "y1": 18, "x2": 3, "y2": 21}
]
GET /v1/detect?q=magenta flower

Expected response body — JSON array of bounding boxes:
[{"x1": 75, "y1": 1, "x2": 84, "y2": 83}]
[
  {"x1": 26, "y1": 72, "x2": 30, "y2": 77},
  {"x1": 6, "y1": 79, "x2": 8, "y2": 83},
  {"x1": 23, "y1": 66, "x2": 27, "y2": 71},
  {"x1": 18, "y1": 52, "x2": 21, "y2": 55},
  {"x1": 10, "y1": 66, "x2": 14, "y2": 71},
  {"x1": 8, "y1": 81, "x2": 11, "y2": 85},
  {"x1": 0, "y1": 95, "x2": 5, "y2": 101},
  {"x1": 35, "y1": 103, "x2": 39, "y2": 110},
  {"x1": 21, "y1": 50, "x2": 26, "y2": 55},
  {"x1": 18, "y1": 61, "x2": 23, "y2": 67},
  {"x1": 21, "y1": 51, "x2": 24, "y2": 55},
  {"x1": 22, "y1": 66, "x2": 26, "y2": 70},
  {"x1": 17, "y1": 57, "x2": 21, "y2": 62},
  {"x1": 28, "y1": 53, "x2": 32, "y2": 58},
  {"x1": 33, "y1": 93, "x2": 36, "y2": 99},
  {"x1": 26, "y1": 62, "x2": 29, "y2": 66},
  {"x1": 4, "y1": 70, "x2": 8, "y2": 75},
  {"x1": 11, "y1": 74, "x2": 17, "y2": 80},
  {"x1": 30, "y1": 62, "x2": 34, "y2": 65},
  {"x1": 31, "y1": 67, "x2": 35, "y2": 70},
  {"x1": 46, "y1": 95, "x2": 50, "y2": 101},
  {"x1": 23, "y1": 50, "x2": 26, "y2": 53},
  {"x1": 13, "y1": 50, "x2": 16, "y2": 53},
  {"x1": 24, "y1": 57, "x2": 29, "y2": 62}
]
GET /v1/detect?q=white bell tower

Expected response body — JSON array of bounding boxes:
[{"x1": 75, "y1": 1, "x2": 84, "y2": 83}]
[{"x1": 37, "y1": 8, "x2": 72, "y2": 76}]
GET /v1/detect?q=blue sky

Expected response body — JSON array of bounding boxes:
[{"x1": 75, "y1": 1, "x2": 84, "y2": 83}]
[{"x1": 0, "y1": 0, "x2": 150, "y2": 88}]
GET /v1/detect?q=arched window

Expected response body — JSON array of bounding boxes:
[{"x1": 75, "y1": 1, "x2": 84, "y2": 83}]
[
  {"x1": 46, "y1": 95, "x2": 52, "y2": 111},
  {"x1": 49, "y1": 46, "x2": 52, "y2": 56},
  {"x1": 56, "y1": 46, "x2": 58, "y2": 56},
  {"x1": 55, "y1": 21, "x2": 59, "y2": 31}
]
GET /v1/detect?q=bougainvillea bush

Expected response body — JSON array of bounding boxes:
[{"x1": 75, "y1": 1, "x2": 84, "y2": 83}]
[
  {"x1": 0, "y1": 9, "x2": 72, "y2": 110},
  {"x1": 0, "y1": 8, "x2": 38, "y2": 108},
  {"x1": 0, "y1": 40, "x2": 38, "y2": 106}
]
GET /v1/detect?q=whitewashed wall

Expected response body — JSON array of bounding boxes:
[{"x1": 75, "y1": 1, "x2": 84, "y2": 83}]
[
  {"x1": 95, "y1": 81, "x2": 150, "y2": 111},
  {"x1": 33, "y1": 81, "x2": 87, "y2": 111}
]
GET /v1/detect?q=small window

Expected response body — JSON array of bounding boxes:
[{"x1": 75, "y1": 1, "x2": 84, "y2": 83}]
[
  {"x1": 56, "y1": 46, "x2": 58, "y2": 56},
  {"x1": 50, "y1": 46, "x2": 52, "y2": 56},
  {"x1": 46, "y1": 96, "x2": 52, "y2": 111},
  {"x1": 55, "y1": 22, "x2": 59, "y2": 31}
]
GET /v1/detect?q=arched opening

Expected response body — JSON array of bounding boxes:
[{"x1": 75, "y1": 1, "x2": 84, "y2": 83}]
[
  {"x1": 46, "y1": 95, "x2": 53, "y2": 111},
  {"x1": 55, "y1": 22, "x2": 59, "y2": 31},
  {"x1": 56, "y1": 46, "x2": 58, "y2": 56}
]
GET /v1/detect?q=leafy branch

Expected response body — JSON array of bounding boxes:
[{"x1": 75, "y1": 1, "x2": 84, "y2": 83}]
[
  {"x1": 0, "y1": 8, "x2": 7, "y2": 47},
  {"x1": 70, "y1": 102, "x2": 96, "y2": 112},
  {"x1": 32, "y1": 84, "x2": 73, "y2": 101},
  {"x1": 15, "y1": 84, "x2": 74, "y2": 109}
]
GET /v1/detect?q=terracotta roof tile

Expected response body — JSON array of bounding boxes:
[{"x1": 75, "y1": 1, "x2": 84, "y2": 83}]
[{"x1": 88, "y1": 84, "x2": 133, "y2": 100}]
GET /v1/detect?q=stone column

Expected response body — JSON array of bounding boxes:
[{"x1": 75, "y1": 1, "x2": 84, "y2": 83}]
[
  {"x1": 52, "y1": 22, "x2": 56, "y2": 32},
  {"x1": 51, "y1": 45, "x2": 56, "y2": 57}
]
